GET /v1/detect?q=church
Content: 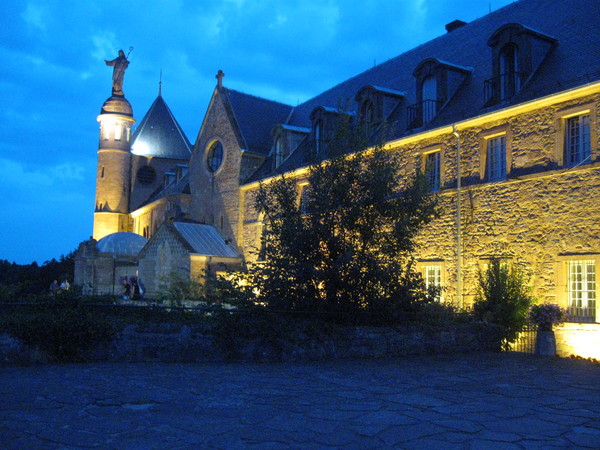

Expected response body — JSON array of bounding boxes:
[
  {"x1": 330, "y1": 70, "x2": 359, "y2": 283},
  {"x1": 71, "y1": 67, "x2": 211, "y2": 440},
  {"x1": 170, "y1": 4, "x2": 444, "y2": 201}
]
[{"x1": 74, "y1": 0, "x2": 600, "y2": 356}]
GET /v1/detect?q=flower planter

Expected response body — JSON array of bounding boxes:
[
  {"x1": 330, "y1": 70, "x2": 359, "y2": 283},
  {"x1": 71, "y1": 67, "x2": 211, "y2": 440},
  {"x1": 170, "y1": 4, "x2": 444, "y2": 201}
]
[{"x1": 535, "y1": 330, "x2": 556, "y2": 356}]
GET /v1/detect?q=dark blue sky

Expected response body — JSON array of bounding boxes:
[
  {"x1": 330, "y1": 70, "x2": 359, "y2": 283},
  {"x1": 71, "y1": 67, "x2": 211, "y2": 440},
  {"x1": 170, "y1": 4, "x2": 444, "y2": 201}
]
[{"x1": 0, "y1": 0, "x2": 514, "y2": 264}]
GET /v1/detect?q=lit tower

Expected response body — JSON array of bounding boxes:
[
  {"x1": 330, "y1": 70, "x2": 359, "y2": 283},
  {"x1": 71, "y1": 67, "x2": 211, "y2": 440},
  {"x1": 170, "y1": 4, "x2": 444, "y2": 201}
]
[{"x1": 93, "y1": 49, "x2": 136, "y2": 240}]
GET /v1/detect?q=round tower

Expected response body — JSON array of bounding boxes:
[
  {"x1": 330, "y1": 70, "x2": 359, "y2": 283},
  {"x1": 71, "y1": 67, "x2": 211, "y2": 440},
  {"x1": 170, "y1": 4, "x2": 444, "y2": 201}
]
[{"x1": 93, "y1": 95, "x2": 136, "y2": 240}]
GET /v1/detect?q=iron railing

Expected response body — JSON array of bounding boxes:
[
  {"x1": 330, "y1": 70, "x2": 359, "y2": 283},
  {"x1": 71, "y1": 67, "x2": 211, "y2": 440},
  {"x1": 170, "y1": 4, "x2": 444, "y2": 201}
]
[
  {"x1": 407, "y1": 99, "x2": 444, "y2": 129},
  {"x1": 484, "y1": 71, "x2": 522, "y2": 105}
]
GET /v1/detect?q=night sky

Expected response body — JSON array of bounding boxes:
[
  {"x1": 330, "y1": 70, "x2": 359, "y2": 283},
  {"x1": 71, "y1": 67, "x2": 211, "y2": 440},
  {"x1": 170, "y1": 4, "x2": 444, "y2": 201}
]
[{"x1": 0, "y1": 0, "x2": 515, "y2": 264}]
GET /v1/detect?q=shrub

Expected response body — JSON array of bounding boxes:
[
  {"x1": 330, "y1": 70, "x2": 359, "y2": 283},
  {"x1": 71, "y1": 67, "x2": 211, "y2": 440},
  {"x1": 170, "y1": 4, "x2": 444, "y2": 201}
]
[
  {"x1": 528, "y1": 304, "x2": 567, "y2": 331},
  {"x1": 1, "y1": 300, "x2": 116, "y2": 362},
  {"x1": 473, "y1": 260, "x2": 535, "y2": 351}
]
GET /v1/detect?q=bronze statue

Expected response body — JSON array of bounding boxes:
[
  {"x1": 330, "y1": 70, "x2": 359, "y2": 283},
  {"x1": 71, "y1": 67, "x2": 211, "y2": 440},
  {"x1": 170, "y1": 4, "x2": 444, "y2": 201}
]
[{"x1": 105, "y1": 49, "x2": 130, "y2": 96}]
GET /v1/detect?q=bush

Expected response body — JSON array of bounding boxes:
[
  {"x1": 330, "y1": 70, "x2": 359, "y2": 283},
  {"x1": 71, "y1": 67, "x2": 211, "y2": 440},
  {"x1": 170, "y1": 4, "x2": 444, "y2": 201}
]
[
  {"x1": 0, "y1": 300, "x2": 116, "y2": 362},
  {"x1": 473, "y1": 260, "x2": 535, "y2": 351}
]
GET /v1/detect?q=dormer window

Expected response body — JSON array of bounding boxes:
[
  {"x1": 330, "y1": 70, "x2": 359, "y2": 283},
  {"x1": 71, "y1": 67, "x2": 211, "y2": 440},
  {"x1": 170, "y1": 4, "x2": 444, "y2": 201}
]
[
  {"x1": 274, "y1": 136, "x2": 287, "y2": 167},
  {"x1": 421, "y1": 76, "x2": 438, "y2": 123},
  {"x1": 314, "y1": 120, "x2": 324, "y2": 155},
  {"x1": 408, "y1": 58, "x2": 471, "y2": 129},
  {"x1": 271, "y1": 124, "x2": 309, "y2": 169},
  {"x1": 485, "y1": 23, "x2": 556, "y2": 106},
  {"x1": 164, "y1": 172, "x2": 175, "y2": 187},
  {"x1": 360, "y1": 99, "x2": 375, "y2": 133},
  {"x1": 499, "y1": 44, "x2": 520, "y2": 101}
]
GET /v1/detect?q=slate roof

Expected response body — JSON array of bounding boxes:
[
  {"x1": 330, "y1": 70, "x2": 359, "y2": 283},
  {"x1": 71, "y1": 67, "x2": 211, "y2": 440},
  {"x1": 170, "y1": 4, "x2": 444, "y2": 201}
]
[
  {"x1": 221, "y1": 88, "x2": 292, "y2": 155},
  {"x1": 172, "y1": 222, "x2": 239, "y2": 258},
  {"x1": 131, "y1": 94, "x2": 192, "y2": 159},
  {"x1": 230, "y1": 0, "x2": 600, "y2": 183}
]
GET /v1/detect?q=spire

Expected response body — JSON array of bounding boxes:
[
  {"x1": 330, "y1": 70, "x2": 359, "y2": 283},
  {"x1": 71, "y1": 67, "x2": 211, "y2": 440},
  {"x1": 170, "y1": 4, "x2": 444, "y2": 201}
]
[
  {"x1": 216, "y1": 69, "x2": 225, "y2": 89},
  {"x1": 158, "y1": 69, "x2": 163, "y2": 97}
]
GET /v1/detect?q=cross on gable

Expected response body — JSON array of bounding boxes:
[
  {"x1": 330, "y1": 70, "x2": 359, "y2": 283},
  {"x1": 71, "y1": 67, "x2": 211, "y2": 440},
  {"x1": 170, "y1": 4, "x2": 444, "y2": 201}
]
[{"x1": 216, "y1": 70, "x2": 225, "y2": 88}]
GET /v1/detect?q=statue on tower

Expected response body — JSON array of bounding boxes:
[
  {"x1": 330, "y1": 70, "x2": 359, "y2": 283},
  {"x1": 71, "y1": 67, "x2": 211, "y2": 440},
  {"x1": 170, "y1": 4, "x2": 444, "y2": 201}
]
[{"x1": 105, "y1": 49, "x2": 130, "y2": 96}]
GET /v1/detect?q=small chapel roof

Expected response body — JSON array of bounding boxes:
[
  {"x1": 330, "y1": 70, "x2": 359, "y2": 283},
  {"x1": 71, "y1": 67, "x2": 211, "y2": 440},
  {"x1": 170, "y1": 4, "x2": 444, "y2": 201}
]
[
  {"x1": 131, "y1": 94, "x2": 192, "y2": 160},
  {"x1": 173, "y1": 222, "x2": 239, "y2": 258},
  {"x1": 96, "y1": 232, "x2": 148, "y2": 255}
]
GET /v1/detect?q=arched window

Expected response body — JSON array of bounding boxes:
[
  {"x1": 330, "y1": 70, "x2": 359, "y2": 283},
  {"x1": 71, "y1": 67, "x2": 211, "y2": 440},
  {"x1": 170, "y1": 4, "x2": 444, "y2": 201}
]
[
  {"x1": 422, "y1": 76, "x2": 437, "y2": 123},
  {"x1": 314, "y1": 120, "x2": 323, "y2": 155},
  {"x1": 499, "y1": 44, "x2": 520, "y2": 100},
  {"x1": 206, "y1": 141, "x2": 224, "y2": 172}
]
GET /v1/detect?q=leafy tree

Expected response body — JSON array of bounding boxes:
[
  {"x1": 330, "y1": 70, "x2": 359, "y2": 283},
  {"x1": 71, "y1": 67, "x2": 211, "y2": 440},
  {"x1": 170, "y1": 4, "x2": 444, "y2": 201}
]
[
  {"x1": 473, "y1": 259, "x2": 535, "y2": 350},
  {"x1": 252, "y1": 122, "x2": 438, "y2": 323}
]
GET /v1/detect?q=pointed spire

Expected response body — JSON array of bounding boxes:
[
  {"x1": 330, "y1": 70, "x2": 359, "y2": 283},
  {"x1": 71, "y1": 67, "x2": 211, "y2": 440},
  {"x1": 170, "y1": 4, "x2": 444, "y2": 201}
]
[{"x1": 158, "y1": 69, "x2": 163, "y2": 97}]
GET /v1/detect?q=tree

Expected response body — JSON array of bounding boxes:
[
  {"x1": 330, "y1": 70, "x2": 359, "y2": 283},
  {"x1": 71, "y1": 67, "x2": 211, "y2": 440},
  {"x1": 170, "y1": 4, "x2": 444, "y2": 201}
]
[
  {"x1": 473, "y1": 259, "x2": 535, "y2": 350},
  {"x1": 252, "y1": 122, "x2": 438, "y2": 323}
]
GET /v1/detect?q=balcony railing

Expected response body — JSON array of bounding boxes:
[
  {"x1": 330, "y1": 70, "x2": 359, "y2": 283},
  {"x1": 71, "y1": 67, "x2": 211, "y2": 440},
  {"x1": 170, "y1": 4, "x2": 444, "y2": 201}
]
[
  {"x1": 484, "y1": 71, "x2": 522, "y2": 105},
  {"x1": 407, "y1": 99, "x2": 444, "y2": 129}
]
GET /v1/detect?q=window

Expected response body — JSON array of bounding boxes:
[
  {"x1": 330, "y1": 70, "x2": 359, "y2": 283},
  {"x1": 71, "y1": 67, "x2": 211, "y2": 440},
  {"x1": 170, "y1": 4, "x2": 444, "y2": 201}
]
[
  {"x1": 275, "y1": 137, "x2": 285, "y2": 167},
  {"x1": 422, "y1": 76, "x2": 438, "y2": 124},
  {"x1": 499, "y1": 44, "x2": 520, "y2": 101},
  {"x1": 103, "y1": 125, "x2": 110, "y2": 140},
  {"x1": 299, "y1": 184, "x2": 310, "y2": 215},
  {"x1": 424, "y1": 265, "x2": 442, "y2": 301},
  {"x1": 207, "y1": 141, "x2": 224, "y2": 172},
  {"x1": 568, "y1": 260, "x2": 596, "y2": 321},
  {"x1": 425, "y1": 152, "x2": 441, "y2": 192},
  {"x1": 114, "y1": 123, "x2": 122, "y2": 141},
  {"x1": 487, "y1": 135, "x2": 506, "y2": 181},
  {"x1": 360, "y1": 100, "x2": 375, "y2": 133},
  {"x1": 565, "y1": 114, "x2": 591, "y2": 166},
  {"x1": 314, "y1": 120, "x2": 323, "y2": 155}
]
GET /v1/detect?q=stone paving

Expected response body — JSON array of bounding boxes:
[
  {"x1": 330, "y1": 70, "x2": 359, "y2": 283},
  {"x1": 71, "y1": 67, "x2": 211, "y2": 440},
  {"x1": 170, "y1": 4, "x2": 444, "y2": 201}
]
[{"x1": 1, "y1": 352, "x2": 600, "y2": 449}]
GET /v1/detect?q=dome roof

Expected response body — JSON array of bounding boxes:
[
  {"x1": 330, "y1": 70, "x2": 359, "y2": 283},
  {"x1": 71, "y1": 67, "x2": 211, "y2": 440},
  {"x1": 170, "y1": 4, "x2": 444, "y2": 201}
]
[
  {"x1": 100, "y1": 95, "x2": 133, "y2": 117},
  {"x1": 96, "y1": 232, "x2": 148, "y2": 255}
]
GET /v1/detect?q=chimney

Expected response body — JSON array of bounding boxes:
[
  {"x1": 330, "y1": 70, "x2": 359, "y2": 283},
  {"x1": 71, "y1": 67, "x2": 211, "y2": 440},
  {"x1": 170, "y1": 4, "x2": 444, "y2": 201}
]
[{"x1": 446, "y1": 20, "x2": 467, "y2": 33}]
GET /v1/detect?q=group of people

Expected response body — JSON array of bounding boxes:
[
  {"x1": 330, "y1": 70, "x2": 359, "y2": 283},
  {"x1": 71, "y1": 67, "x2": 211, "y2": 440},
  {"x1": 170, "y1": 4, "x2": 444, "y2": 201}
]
[
  {"x1": 122, "y1": 277, "x2": 142, "y2": 301},
  {"x1": 49, "y1": 279, "x2": 70, "y2": 296}
]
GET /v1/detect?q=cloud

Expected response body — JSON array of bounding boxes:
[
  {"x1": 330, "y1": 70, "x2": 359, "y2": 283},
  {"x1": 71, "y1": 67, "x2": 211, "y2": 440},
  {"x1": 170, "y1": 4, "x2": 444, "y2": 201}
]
[{"x1": 21, "y1": 3, "x2": 47, "y2": 33}]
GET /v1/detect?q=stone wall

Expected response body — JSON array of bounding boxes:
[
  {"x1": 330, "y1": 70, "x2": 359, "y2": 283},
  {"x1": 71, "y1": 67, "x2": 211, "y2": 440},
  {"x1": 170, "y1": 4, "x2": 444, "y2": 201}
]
[
  {"x1": 237, "y1": 91, "x2": 600, "y2": 316},
  {"x1": 0, "y1": 322, "x2": 502, "y2": 366}
]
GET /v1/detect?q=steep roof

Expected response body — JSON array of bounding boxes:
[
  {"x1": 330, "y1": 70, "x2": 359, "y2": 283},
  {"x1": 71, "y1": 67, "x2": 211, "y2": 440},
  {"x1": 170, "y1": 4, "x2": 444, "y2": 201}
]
[
  {"x1": 131, "y1": 94, "x2": 192, "y2": 159},
  {"x1": 233, "y1": 0, "x2": 600, "y2": 182},
  {"x1": 221, "y1": 88, "x2": 293, "y2": 155},
  {"x1": 289, "y1": 0, "x2": 600, "y2": 129},
  {"x1": 172, "y1": 222, "x2": 239, "y2": 258}
]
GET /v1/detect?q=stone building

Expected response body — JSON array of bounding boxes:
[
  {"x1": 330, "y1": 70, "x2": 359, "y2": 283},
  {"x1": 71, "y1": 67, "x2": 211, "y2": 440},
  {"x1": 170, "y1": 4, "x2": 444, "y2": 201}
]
[{"x1": 75, "y1": 0, "x2": 600, "y2": 356}]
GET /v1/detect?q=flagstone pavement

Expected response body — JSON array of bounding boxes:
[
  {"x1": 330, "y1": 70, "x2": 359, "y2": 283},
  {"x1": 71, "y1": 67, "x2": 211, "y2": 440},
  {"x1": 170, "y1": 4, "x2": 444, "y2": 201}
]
[{"x1": 1, "y1": 352, "x2": 599, "y2": 449}]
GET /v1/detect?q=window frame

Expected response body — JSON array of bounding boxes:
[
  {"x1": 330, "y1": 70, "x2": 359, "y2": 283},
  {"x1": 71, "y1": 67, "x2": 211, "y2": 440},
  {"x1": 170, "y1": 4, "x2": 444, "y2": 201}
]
[
  {"x1": 206, "y1": 140, "x2": 224, "y2": 174},
  {"x1": 556, "y1": 254, "x2": 600, "y2": 323},
  {"x1": 422, "y1": 150, "x2": 442, "y2": 192},
  {"x1": 479, "y1": 125, "x2": 512, "y2": 181},
  {"x1": 554, "y1": 103, "x2": 596, "y2": 167}
]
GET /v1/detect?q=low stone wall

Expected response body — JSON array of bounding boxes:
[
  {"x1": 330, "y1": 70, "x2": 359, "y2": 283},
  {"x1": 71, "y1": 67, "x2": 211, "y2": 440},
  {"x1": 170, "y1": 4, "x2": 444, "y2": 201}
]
[
  {"x1": 555, "y1": 323, "x2": 600, "y2": 359},
  {"x1": 1, "y1": 322, "x2": 502, "y2": 365}
]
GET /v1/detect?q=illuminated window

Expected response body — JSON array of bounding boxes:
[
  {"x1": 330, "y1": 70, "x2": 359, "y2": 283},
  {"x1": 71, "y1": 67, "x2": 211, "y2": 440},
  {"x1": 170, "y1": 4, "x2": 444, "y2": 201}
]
[
  {"x1": 103, "y1": 125, "x2": 110, "y2": 140},
  {"x1": 568, "y1": 261, "x2": 596, "y2": 321},
  {"x1": 565, "y1": 114, "x2": 591, "y2": 166},
  {"x1": 114, "y1": 123, "x2": 122, "y2": 141},
  {"x1": 126, "y1": 127, "x2": 131, "y2": 142},
  {"x1": 425, "y1": 152, "x2": 441, "y2": 192},
  {"x1": 424, "y1": 265, "x2": 442, "y2": 301},
  {"x1": 207, "y1": 141, "x2": 224, "y2": 172},
  {"x1": 487, "y1": 135, "x2": 506, "y2": 181}
]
